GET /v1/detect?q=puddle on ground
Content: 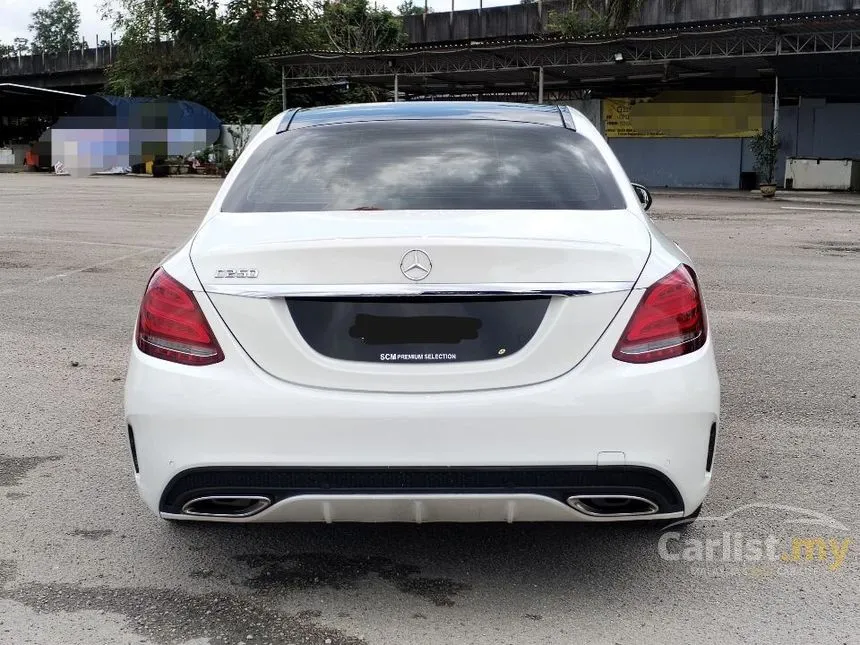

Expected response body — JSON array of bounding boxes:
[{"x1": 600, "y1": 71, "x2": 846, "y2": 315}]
[
  {"x1": 0, "y1": 581, "x2": 364, "y2": 645},
  {"x1": 0, "y1": 560, "x2": 16, "y2": 586},
  {"x1": 0, "y1": 456, "x2": 63, "y2": 487},
  {"x1": 237, "y1": 552, "x2": 470, "y2": 607},
  {"x1": 68, "y1": 529, "x2": 114, "y2": 541},
  {"x1": 800, "y1": 241, "x2": 860, "y2": 254}
]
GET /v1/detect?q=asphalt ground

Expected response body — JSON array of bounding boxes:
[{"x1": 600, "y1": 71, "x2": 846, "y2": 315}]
[{"x1": 1, "y1": 174, "x2": 858, "y2": 645}]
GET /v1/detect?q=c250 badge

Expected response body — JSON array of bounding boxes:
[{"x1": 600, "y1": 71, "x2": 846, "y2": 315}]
[{"x1": 214, "y1": 268, "x2": 259, "y2": 279}]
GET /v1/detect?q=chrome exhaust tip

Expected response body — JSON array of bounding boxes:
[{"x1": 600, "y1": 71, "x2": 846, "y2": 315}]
[
  {"x1": 181, "y1": 495, "x2": 272, "y2": 518},
  {"x1": 567, "y1": 494, "x2": 660, "y2": 517}
]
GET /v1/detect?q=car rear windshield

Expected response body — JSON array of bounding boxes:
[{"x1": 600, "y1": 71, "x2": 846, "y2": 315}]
[{"x1": 221, "y1": 120, "x2": 626, "y2": 212}]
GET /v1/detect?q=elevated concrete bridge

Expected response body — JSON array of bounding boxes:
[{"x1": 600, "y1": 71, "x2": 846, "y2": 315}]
[{"x1": 0, "y1": 46, "x2": 115, "y2": 94}]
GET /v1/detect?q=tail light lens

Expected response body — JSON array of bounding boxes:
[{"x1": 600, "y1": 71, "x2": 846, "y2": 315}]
[
  {"x1": 613, "y1": 264, "x2": 707, "y2": 364},
  {"x1": 136, "y1": 268, "x2": 224, "y2": 366}
]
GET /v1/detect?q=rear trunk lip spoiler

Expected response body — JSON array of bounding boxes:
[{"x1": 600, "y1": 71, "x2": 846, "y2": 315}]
[{"x1": 202, "y1": 281, "x2": 635, "y2": 298}]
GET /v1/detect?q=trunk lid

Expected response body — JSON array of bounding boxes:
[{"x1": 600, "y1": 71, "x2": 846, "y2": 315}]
[{"x1": 191, "y1": 210, "x2": 650, "y2": 393}]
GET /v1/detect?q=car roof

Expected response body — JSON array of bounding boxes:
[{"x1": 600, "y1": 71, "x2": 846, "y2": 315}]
[{"x1": 279, "y1": 101, "x2": 573, "y2": 131}]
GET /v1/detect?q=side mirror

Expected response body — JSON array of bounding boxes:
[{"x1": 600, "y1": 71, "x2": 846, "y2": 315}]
[{"x1": 631, "y1": 183, "x2": 652, "y2": 211}]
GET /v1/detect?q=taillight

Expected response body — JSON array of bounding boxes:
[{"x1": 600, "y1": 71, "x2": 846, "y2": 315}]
[
  {"x1": 612, "y1": 264, "x2": 707, "y2": 364},
  {"x1": 136, "y1": 268, "x2": 224, "y2": 366}
]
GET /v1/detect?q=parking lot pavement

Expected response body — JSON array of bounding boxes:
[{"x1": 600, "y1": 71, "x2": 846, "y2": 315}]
[{"x1": 1, "y1": 174, "x2": 858, "y2": 645}]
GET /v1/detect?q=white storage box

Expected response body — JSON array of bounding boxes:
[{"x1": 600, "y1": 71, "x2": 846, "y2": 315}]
[{"x1": 785, "y1": 158, "x2": 860, "y2": 191}]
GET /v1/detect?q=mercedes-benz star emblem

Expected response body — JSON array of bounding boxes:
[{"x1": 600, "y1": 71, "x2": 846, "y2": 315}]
[{"x1": 400, "y1": 249, "x2": 432, "y2": 281}]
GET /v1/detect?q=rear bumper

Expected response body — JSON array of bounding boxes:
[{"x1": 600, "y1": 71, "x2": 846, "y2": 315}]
[
  {"x1": 159, "y1": 465, "x2": 685, "y2": 522},
  {"x1": 125, "y1": 328, "x2": 720, "y2": 522},
  {"x1": 164, "y1": 494, "x2": 672, "y2": 524}
]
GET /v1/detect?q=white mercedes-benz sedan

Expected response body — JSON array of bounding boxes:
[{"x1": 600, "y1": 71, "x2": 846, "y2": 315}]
[{"x1": 124, "y1": 102, "x2": 720, "y2": 524}]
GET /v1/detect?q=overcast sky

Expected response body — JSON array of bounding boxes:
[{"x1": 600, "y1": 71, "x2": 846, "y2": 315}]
[{"x1": 1, "y1": 0, "x2": 517, "y2": 46}]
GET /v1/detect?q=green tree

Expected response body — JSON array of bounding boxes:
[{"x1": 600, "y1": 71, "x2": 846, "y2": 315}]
[
  {"x1": 750, "y1": 126, "x2": 780, "y2": 185},
  {"x1": 601, "y1": 0, "x2": 647, "y2": 31},
  {"x1": 549, "y1": 0, "x2": 677, "y2": 36},
  {"x1": 102, "y1": 0, "x2": 176, "y2": 96},
  {"x1": 315, "y1": 0, "x2": 405, "y2": 52},
  {"x1": 29, "y1": 0, "x2": 83, "y2": 53},
  {"x1": 14, "y1": 38, "x2": 31, "y2": 54},
  {"x1": 104, "y1": 0, "x2": 316, "y2": 119},
  {"x1": 206, "y1": 0, "x2": 317, "y2": 118},
  {"x1": 0, "y1": 43, "x2": 14, "y2": 57},
  {"x1": 298, "y1": 0, "x2": 408, "y2": 105},
  {"x1": 397, "y1": 0, "x2": 427, "y2": 16},
  {"x1": 102, "y1": 0, "x2": 403, "y2": 119}
]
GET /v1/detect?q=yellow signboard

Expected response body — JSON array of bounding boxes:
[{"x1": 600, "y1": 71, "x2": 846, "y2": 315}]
[{"x1": 603, "y1": 91, "x2": 764, "y2": 138}]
